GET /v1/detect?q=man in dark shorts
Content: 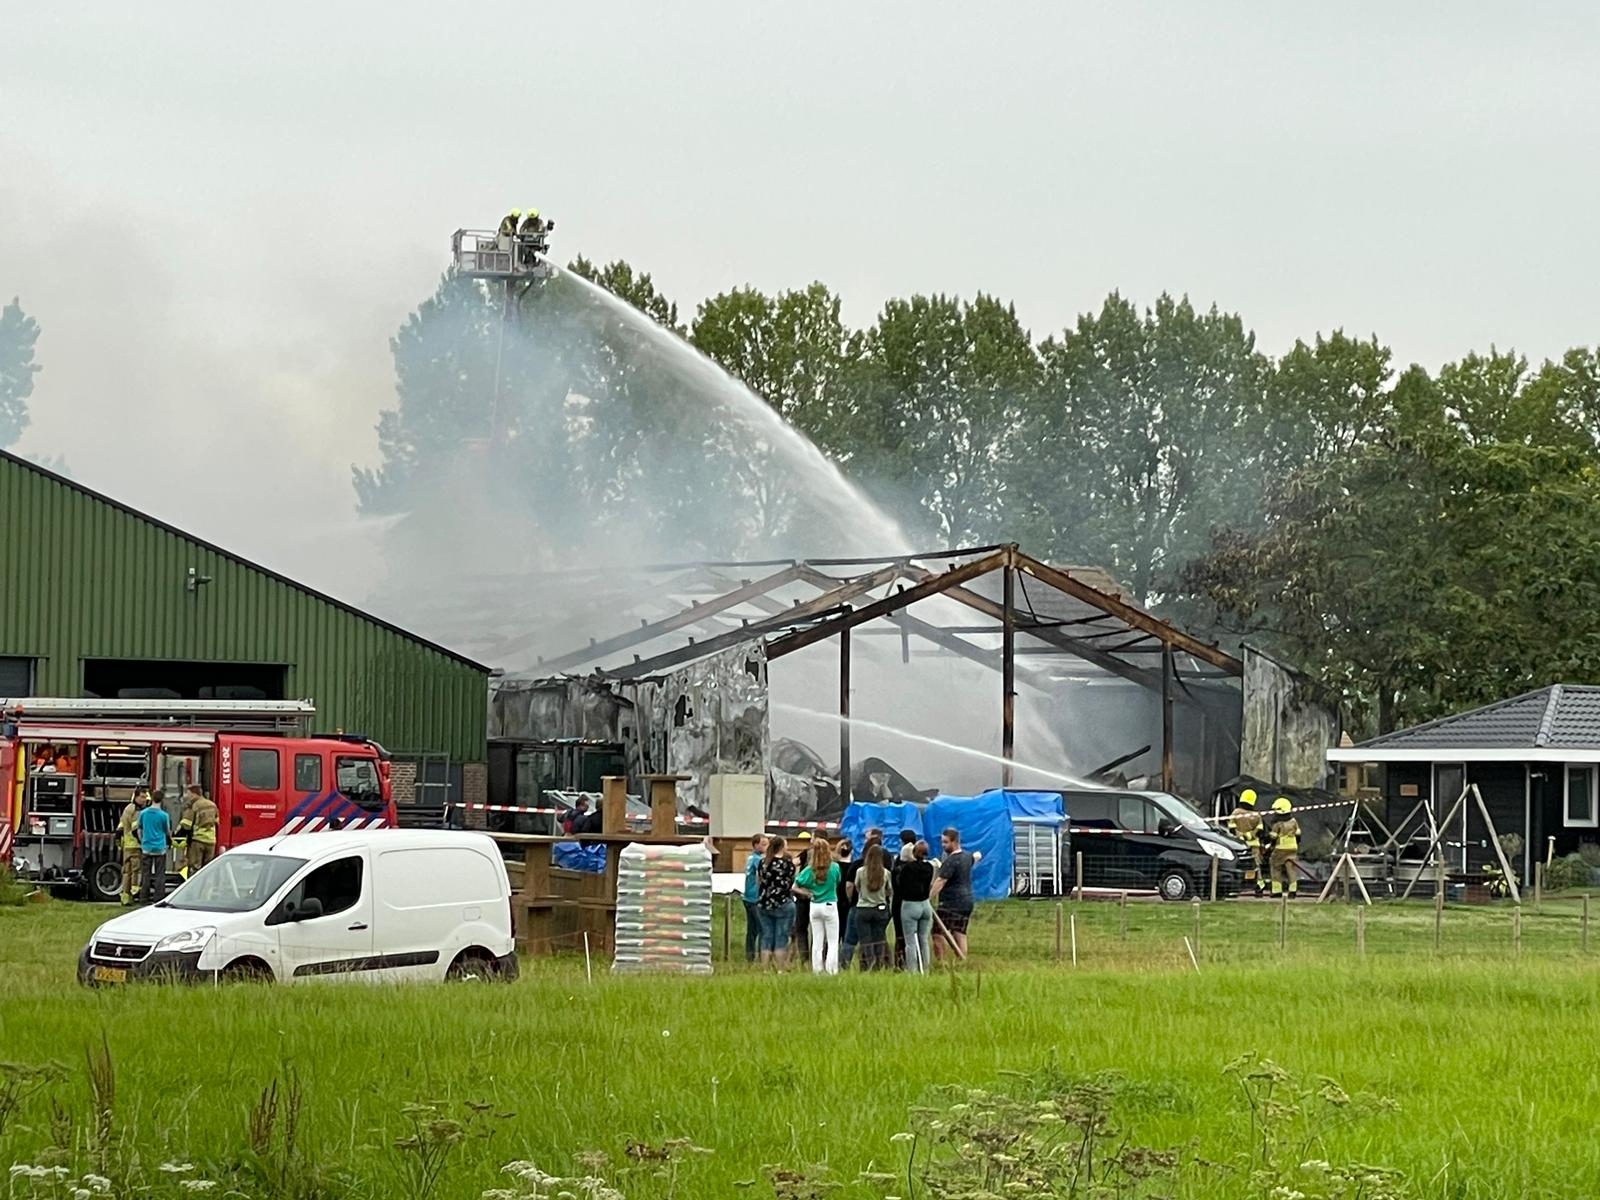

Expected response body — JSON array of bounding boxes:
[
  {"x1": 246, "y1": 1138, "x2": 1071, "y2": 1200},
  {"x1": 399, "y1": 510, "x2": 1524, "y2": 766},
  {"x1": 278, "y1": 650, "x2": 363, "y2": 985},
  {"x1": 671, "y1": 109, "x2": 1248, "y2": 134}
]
[{"x1": 931, "y1": 826, "x2": 981, "y2": 960}]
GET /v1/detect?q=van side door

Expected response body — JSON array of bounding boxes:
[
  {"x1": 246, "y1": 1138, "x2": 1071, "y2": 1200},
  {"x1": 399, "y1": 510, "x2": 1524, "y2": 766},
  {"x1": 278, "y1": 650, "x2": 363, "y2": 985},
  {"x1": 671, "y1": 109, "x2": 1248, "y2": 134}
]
[
  {"x1": 1066, "y1": 793, "x2": 1126, "y2": 887},
  {"x1": 1116, "y1": 795, "x2": 1163, "y2": 887},
  {"x1": 266, "y1": 852, "x2": 374, "y2": 982},
  {"x1": 371, "y1": 845, "x2": 507, "y2": 980}
]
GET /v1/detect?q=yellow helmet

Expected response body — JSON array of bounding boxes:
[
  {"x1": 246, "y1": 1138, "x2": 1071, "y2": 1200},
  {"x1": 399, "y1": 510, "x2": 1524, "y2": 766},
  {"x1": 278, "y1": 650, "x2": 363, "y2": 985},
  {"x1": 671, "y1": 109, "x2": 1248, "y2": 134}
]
[
  {"x1": 1271, "y1": 797, "x2": 1292, "y2": 814},
  {"x1": 508, "y1": 208, "x2": 521, "y2": 217},
  {"x1": 526, "y1": 207, "x2": 540, "y2": 219},
  {"x1": 1239, "y1": 788, "x2": 1257, "y2": 807}
]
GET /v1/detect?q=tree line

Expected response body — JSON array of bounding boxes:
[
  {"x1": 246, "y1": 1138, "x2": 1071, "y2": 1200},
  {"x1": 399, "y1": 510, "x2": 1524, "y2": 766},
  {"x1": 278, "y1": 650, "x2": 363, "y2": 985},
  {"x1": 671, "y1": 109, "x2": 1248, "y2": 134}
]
[
  {"x1": 363, "y1": 260, "x2": 1600, "y2": 735},
  {"x1": 10, "y1": 252, "x2": 1591, "y2": 739}
]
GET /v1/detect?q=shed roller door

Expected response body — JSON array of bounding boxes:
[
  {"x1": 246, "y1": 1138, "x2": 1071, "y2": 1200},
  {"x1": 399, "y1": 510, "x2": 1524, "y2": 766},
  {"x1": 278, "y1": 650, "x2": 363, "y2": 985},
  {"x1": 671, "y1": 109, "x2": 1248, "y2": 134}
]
[{"x1": 0, "y1": 658, "x2": 33, "y2": 696}]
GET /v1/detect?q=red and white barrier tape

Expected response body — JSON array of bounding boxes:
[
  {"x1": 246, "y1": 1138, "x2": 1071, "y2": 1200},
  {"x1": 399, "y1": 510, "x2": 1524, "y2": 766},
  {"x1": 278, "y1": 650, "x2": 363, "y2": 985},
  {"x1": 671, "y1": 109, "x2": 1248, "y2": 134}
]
[
  {"x1": 1203, "y1": 797, "x2": 1363, "y2": 825},
  {"x1": 446, "y1": 803, "x2": 838, "y2": 831},
  {"x1": 450, "y1": 803, "x2": 561, "y2": 814}
]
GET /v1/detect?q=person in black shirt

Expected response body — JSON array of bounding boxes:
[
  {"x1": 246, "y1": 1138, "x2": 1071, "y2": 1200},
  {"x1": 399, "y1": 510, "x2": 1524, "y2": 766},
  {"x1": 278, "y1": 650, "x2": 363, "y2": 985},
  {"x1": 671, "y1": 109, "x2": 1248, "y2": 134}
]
[
  {"x1": 791, "y1": 834, "x2": 812, "y2": 957},
  {"x1": 835, "y1": 838, "x2": 858, "y2": 968},
  {"x1": 896, "y1": 840, "x2": 937, "y2": 973},
  {"x1": 755, "y1": 836, "x2": 798, "y2": 969},
  {"x1": 932, "y1": 826, "x2": 982, "y2": 960},
  {"x1": 891, "y1": 827, "x2": 917, "y2": 968}
]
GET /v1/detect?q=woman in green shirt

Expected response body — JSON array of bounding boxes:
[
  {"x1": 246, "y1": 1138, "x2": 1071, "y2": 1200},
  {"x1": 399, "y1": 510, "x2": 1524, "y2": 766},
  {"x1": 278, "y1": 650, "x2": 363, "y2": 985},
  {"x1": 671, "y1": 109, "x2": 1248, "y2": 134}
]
[{"x1": 793, "y1": 837, "x2": 842, "y2": 975}]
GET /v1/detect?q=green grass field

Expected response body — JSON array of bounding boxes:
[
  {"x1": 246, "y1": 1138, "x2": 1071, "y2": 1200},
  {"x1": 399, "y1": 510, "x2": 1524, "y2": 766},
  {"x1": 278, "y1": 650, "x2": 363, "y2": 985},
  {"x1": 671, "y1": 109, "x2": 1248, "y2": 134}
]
[{"x1": 3, "y1": 895, "x2": 1599, "y2": 1198}]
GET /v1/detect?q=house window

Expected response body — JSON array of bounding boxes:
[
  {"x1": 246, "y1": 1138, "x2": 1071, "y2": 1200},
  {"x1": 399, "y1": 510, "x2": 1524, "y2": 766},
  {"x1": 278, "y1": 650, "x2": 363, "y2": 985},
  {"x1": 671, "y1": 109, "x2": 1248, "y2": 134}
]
[{"x1": 1565, "y1": 766, "x2": 1597, "y2": 827}]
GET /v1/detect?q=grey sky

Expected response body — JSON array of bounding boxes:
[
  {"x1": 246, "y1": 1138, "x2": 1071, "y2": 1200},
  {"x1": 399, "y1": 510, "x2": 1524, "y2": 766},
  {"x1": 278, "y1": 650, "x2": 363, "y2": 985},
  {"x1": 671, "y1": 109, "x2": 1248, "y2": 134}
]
[{"x1": 5, "y1": 1, "x2": 1599, "y2": 601}]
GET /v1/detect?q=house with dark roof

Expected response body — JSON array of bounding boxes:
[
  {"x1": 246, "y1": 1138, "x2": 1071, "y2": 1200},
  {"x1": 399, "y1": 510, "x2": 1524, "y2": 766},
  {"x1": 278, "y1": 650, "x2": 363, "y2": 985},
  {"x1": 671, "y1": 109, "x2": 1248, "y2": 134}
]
[{"x1": 1327, "y1": 685, "x2": 1600, "y2": 880}]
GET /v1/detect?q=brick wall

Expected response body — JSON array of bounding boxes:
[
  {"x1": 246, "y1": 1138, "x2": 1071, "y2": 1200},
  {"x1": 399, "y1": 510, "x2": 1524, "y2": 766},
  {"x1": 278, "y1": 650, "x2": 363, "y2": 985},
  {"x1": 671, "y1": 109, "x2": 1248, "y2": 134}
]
[
  {"x1": 389, "y1": 761, "x2": 418, "y2": 808},
  {"x1": 462, "y1": 761, "x2": 487, "y2": 830}
]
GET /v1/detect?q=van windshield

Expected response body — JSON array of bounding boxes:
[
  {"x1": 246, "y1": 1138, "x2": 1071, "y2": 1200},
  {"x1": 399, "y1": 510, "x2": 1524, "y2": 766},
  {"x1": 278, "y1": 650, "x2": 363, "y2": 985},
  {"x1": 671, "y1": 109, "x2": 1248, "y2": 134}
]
[
  {"x1": 1152, "y1": 794, "x2": 1211, "y2": 834},
  {"x1": 164, "y1": 854, "x2": 307, "y2": 913}
]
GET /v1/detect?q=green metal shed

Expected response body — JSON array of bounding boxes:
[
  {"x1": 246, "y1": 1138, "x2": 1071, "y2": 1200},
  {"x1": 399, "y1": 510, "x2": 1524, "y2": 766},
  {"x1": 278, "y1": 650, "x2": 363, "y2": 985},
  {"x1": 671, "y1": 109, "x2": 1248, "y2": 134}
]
[{"x1": 0, "y1": 449, "x2": 488, "y2": 766}]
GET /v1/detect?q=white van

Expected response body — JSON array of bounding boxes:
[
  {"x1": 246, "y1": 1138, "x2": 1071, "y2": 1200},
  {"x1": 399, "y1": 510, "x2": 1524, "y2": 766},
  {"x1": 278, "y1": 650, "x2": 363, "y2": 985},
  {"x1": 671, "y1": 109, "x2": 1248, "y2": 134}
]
[{"x1": 77, "y1": 829, "x2": 518, "y2": 985}]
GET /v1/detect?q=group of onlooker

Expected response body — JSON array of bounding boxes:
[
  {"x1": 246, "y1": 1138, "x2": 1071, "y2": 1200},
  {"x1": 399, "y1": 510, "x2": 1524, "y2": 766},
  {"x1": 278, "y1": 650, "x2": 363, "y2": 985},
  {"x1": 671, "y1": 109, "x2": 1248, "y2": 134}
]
[{"x1": 742, "y1": 825, "x2": 981, "y2": 975}]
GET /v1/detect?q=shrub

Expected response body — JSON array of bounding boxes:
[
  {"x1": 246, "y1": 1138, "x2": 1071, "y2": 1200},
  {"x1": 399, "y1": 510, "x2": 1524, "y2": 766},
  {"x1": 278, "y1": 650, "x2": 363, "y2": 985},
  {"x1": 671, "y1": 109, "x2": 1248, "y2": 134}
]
[
  {"x1": 1578, "y1": 842, "x2": 1600, "y2": 869},
  {"x1": 0, "y1": 866, "x2": 34, "y2": 906},
  {"x1": 1544, "y1": 854, "x2": 1591, "y2": 893}
]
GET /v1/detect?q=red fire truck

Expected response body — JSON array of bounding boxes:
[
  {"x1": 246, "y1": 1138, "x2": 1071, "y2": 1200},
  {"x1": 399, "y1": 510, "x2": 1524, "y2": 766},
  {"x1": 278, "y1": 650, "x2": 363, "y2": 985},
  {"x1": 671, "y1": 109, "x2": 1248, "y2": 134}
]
[{"x1": 1, "y1": 698, "x2": 395, "y2": 902}]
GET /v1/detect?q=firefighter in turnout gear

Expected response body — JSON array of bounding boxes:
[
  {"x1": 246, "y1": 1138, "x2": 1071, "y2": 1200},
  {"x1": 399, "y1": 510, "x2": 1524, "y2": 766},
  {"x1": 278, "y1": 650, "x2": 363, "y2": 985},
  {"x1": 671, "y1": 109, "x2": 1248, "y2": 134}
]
[
  {"x1": 1267, "y1": 797, "x2": 1301, "y2": 898},
  {"x1": 177, "y1": 784, "x2": 219, "y2": 878},
  {"x1": 1229, "y1": 788, "x2": 1266, "y2": 895},
  {"x1": 497, "y1": 208, "x2": 522, "y2": 243},
  {"x1": 116, "y1": 789, "x2": 150, "y2": 905}
]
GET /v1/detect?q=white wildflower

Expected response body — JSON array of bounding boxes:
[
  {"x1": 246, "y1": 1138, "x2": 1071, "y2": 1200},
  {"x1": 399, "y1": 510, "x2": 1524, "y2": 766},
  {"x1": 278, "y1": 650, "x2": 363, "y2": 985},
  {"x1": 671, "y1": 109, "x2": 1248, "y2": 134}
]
[
  {"x1": 160, "y1": 1161, "x2": 196, "y2": 1174},
  {"x1": 179, "y1": 1182, "x2": 218, "y2": 1193},
  {"x1": 889, "y1": 1132, "x2": 915, "y2": 1145},
  {"x1": 83, "y1": 1176, "x2": 113, "y2": 1194}
]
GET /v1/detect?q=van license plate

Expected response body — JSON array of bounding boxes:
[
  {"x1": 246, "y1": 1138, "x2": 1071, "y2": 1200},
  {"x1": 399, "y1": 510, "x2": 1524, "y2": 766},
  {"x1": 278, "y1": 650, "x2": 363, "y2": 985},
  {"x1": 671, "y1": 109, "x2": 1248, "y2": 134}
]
[{"x1": 93, "y1": 966, "x2": 128, "y2": 984}]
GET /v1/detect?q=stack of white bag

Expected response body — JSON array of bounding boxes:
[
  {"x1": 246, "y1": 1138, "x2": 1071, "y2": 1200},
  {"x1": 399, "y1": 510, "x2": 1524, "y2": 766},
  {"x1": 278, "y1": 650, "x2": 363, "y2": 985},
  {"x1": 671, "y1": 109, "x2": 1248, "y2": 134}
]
[{"x1": 612, "y1": 841, "x2": 714, "y2": 974}]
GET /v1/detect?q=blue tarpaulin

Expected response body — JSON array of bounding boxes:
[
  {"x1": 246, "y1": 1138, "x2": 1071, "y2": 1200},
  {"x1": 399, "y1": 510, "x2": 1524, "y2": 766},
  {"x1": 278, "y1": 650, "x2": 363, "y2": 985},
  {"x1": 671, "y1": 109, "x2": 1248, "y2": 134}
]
[
  {"x1": 997, "y1": 790, "x2": 1067, "y2": 824},
  {"x1": 553, "y1": 841, "x2": 607, "y2": 873},
  {"x1": 838, "y1": 801, "x2": 926, "y2": 858},
  {"x1": 921, "y1": 791, "x2": 1016, "y2": 901}
]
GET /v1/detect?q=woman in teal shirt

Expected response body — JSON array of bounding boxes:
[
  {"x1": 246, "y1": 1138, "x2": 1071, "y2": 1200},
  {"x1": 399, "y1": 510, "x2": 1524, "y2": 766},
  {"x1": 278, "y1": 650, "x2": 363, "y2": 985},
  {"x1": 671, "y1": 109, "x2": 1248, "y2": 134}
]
[{"x1": 793, "y1": 838, "x2": 842, "y2": 975}]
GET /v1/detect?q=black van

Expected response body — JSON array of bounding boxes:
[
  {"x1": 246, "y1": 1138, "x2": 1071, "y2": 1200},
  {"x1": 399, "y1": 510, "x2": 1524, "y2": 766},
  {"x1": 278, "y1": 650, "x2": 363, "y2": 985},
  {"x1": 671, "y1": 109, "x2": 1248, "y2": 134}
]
[{"x1": 1061, "y1": 789, "x2": 1248, "y2": 901}]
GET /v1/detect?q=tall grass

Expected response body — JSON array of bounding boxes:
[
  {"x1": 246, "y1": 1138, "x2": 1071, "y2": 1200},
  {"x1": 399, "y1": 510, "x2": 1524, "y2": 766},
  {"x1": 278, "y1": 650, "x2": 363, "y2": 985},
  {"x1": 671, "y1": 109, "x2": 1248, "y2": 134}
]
[{"x1": 2, "y1": 899, "x2": 1598, "y2": 1197}]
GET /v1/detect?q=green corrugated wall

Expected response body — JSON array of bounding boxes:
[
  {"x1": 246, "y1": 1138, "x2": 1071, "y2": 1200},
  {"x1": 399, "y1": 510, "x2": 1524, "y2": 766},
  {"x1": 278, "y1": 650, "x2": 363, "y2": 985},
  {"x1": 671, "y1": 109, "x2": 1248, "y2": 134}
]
[{"x1": 0, "y1": 453, "x2": 487, "y2": 763}]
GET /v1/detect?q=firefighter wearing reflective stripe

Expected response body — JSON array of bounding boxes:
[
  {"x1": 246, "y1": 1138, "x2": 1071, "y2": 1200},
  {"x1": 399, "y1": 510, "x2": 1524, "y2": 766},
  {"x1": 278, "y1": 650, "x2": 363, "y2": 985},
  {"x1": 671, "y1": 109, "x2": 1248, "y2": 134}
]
[
  {"x1": 497, "y1": 208, "x2": 521, "y2": 241},
  {"x1": 1229, "y1": 788, "x2": 1265, "y2": 896},
  {"x1": 178, "y1": 784, "x2": 219, "y2": 877},
  {"x1": 1268, "y1": 797, "x2": 1301, "y2": 898},
  {"x1": 117, "y1": 790, "x2": 149, "y2": 905}
]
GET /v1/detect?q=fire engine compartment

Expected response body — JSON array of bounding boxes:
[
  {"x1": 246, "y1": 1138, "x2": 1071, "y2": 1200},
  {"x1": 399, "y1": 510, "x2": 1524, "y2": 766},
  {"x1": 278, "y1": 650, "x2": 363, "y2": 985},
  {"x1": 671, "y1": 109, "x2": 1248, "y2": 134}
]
[{"x1": 4, "y1": 699, "x2": 394, "y2": 901}]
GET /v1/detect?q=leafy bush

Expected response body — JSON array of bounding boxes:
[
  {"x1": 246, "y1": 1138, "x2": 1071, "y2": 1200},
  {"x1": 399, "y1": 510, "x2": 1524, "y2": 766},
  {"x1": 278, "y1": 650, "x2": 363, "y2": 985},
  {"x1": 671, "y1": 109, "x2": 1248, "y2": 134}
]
[
  {"x1": 0, "y1": 866, "x2": 35, "y2": 906},
  {"x1": 1544, "y1": 853, "x2": 1592, "y2": 893},
  {"x1": 1499, "y1": 832, "x2": 1525, "y2": 865},
  {"x1": 1578, "y1": 842, "x2": 1600, "y2": 869}
]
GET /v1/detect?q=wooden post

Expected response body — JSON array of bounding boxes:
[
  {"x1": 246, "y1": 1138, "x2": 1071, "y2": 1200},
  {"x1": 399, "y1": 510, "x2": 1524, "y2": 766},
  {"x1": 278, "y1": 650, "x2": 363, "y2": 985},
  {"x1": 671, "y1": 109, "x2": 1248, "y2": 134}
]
[
  {"x1": 1075, "y1": 850, "x2": 1084, "y2": 902},
  {"x1": 1191, "y1": 898, "x2": 1201, "y2": 953},
  {"x1": 1069, "y1": 912, "x2": 1078, "y2": 967},
  {"x1": 644, "y1": 775, "x2": 685, "y2": 836},
  {"x1": 1054, "y1": 896, "x2": 1064, "y2": 961},
  {"x1": 601, "y1": 775, "x2": 628, "y2": 834},
  {"x1": 1001, "y1": 561, "x2": 1015, "y2": 788},
  {"x1": 1119, "y1": 891, "x2": 1128, "y2": 941},
  {"x1": 1277, "y1": 894, "x2": 1287, "y2": 950},
  {"x1": 1209, "y1": 855, "x2": 1218, "y2": 903},
  {"x1": 1585, "y1": 894, "x2": 1592, "y2": 953},
  {"x1": 1534, "y1": 862, "x2": 1544, "y2": 914},
  {"x1": 1512, "y1": 904, "x2": 1522, "y2": 958},
  {"x1": 1160, "y1": 643, "x2": 1175, "y2": 793},
  {"x1": 723, "y1": 892, "x2": 732, "y2": 962},
  {"x1": 1355, "y1": 905, "x2": 1366, "y2": 958},
  {"x1": 1434, "y1": 879, "x2": 1444, "y2": 953},
  {"x1": 839, "y1": 624, "x2": 851, "y2": 799}
]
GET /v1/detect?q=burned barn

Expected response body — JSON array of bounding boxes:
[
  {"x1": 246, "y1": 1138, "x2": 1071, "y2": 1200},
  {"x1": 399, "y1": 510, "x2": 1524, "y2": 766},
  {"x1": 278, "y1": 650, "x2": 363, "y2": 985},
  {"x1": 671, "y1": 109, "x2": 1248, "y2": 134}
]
[{"x1": 462, "y1": 545, "x2": 1337, "y2": 823}]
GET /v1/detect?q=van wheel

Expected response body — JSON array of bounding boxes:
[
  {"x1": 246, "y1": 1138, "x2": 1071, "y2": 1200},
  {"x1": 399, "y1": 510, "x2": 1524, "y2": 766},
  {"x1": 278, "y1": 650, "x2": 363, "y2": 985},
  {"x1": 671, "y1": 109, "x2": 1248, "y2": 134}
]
[
  {"x1": 221, "y1": 959, "x2": 272, "y2": 984},
  {"x1": 1157, "y1": 869, "x2": 1193, "y2": 902},
  {"x1": 88, "y1": 860, "x2": 124, "y2": 904},
  {"x1": 447, "y1": 951, "x2": 496, "y2": 982}
]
